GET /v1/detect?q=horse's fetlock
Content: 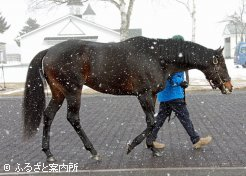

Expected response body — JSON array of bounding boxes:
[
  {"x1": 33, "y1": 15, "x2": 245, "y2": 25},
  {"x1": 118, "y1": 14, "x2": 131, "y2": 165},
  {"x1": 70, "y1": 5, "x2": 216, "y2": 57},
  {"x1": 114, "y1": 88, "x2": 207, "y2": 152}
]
[
  {"x1": 42, "y1": 147, "x2": 48, "y2": 152},
  {"x1": 67, "y1": 116, "x2": 73, "y2": 123}
]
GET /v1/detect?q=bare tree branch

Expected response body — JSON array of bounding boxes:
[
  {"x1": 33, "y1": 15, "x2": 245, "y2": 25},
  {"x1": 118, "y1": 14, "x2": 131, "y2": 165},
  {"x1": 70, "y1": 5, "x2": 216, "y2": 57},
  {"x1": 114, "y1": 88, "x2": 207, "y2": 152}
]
[
  {"x1": 100, "y1": 0, "x2": 120, "y2": 9},
  {"x1": 126, "y1": 0, "x2": 134, "y2": 29},
  {"x1": 28, "y1": 0, "x2": 88, "y2": 10},
  {"x1": 174, "y1": 0, "x2": 196, "y2": 42},
  {"x1": 239, "y1": 0, "x2": 245, "y2": 21},
  {"x1": 175, "y1": 0, "x2": 191, "y2": 14},
  {"x1": 223, "y1": 0, "x2": 246, "y2": 43}
]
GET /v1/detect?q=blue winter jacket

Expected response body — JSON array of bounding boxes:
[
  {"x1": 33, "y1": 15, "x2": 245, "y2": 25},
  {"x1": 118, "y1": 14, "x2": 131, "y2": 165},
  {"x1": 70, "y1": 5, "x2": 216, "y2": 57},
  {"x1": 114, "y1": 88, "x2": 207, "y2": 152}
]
[{"x1": 157, "y1": 72, "x2": 185, "y2": 102}]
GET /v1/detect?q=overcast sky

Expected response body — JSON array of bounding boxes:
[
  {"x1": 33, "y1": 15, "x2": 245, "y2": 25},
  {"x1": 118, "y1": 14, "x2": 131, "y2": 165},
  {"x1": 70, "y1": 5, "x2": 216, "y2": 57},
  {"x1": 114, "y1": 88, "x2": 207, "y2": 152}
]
[{"x1": 0, "y1": 0, "x2": 240, "y2": 53}]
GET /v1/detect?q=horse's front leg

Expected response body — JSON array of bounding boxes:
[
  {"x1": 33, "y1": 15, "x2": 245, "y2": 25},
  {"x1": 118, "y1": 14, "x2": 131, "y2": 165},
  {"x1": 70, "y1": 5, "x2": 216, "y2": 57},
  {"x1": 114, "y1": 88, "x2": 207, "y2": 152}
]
[
  {"x1": 66, "y1": 93, "x2": 101, "y2": 161},
  {"x1": 127, "y1": 92, "x2": 156, "y2": 154}
]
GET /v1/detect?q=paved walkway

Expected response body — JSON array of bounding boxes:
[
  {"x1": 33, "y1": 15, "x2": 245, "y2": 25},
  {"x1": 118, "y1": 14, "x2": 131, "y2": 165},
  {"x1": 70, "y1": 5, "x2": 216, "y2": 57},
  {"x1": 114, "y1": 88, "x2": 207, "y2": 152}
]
[{"x1": 0, "y1": 90, "x2": 245, "y2": 175}]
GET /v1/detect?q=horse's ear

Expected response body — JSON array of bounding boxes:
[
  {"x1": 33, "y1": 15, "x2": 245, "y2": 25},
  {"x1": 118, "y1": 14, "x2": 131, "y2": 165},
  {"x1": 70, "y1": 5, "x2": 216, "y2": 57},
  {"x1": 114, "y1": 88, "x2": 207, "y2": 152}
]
[{"x1": 216, "y1": 46, "x2": 224, "y2": 54}]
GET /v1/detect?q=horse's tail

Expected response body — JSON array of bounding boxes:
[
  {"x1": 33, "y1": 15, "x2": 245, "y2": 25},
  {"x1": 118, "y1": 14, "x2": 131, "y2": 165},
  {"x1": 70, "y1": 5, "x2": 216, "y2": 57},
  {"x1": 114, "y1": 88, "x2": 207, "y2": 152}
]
[{"x1": 22, "y1": 49, "x2": 48, "y2": 140}]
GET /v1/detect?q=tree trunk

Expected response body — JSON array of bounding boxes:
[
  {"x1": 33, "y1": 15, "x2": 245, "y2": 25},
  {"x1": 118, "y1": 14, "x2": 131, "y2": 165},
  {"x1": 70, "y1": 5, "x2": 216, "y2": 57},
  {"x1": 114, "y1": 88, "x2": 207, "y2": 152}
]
[
  {"x1": 120, "y1": 1, "x2": 128, "y2": 41},
  {"x1": 119, "y1": 0, "x2": 135, "y2": 41},
  {"x1": 191, "y1": 0, "x2": 196, "y2": 42}
]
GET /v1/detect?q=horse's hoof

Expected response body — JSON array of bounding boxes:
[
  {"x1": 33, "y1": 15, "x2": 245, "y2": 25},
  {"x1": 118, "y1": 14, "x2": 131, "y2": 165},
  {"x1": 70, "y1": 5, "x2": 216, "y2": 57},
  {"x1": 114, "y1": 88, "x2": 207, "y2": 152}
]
[
  {"x1": 47, "y1": 156, "x2": 56, "y2": 162},
  {"x1": 127, "y1": 148, "x2": 131, "y2": 154},
  {"x1": 91, "y1": 154, "x2": 102, "y2": 161},
  {"x1": 126, "y1": 143, "x2": 132, "y2": 154}
]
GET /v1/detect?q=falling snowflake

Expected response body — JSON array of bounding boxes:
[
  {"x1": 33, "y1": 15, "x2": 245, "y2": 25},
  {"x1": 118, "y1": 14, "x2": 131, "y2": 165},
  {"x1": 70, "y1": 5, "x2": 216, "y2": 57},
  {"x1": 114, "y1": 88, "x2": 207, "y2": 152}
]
[{"x1": 4, "y1": 130, "x2": 9, "y2": 135}]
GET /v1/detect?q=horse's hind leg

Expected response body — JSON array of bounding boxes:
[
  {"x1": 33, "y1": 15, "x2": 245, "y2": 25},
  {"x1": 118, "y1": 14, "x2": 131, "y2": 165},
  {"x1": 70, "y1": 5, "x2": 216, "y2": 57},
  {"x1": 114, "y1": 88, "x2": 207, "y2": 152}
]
[
  {"x1": 42, "y1": 91, "x2": 64, "y2": 162},
  {"x1": 66, "y1": 92, "x2": 100, "y2": 160},
  {"x1": 127, "y1": 92, "x2": 156, "y2": 153}
]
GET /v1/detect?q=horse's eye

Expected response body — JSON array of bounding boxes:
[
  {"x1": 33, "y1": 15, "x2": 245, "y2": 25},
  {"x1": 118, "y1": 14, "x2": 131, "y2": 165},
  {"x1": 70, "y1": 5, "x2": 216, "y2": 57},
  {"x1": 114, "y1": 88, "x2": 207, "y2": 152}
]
[{"x1": 213, "y1": 55, "x2": 221, "y2": 60}]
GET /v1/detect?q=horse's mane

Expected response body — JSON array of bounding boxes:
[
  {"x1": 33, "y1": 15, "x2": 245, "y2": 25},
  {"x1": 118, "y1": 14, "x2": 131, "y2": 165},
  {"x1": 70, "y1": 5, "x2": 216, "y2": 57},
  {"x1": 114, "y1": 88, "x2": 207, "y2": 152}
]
[
  {"x1": 123, "y1": 37, "x2": 214, "y2": 68},
  {"x1": 155, "y1": 38, "x2": 215, "y2": 69}
]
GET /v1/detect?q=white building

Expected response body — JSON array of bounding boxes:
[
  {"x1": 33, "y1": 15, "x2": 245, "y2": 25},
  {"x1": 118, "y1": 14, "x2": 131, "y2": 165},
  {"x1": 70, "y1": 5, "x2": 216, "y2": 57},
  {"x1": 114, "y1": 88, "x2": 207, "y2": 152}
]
[
  {"x1": 223, "y1": 23, "x2": 246, "y2": 59},
  {"x1": 19, "y1": 15, "x2": 120, "y2": 64}
]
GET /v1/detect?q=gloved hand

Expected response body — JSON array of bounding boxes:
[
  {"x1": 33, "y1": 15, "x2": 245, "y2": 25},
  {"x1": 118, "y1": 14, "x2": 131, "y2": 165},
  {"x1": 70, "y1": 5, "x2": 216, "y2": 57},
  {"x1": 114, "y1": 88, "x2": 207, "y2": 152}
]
[{"x1": 180, "y1": 81, "x2": 188, "y2": 89}]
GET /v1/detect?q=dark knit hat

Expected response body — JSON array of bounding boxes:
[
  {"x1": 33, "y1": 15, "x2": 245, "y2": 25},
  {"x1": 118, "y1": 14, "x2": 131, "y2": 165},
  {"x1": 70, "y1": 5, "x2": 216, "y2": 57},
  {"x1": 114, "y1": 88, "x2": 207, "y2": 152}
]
[{"x1": 172, "y1": 35, "x2": 184, "y2": 41}]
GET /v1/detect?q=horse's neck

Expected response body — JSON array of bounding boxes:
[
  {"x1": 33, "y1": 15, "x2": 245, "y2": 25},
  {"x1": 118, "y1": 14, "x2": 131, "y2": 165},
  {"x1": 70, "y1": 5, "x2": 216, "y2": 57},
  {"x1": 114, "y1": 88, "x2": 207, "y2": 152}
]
[{"x1": 166, "y1": 45, "x2": 210, "y2": 73}]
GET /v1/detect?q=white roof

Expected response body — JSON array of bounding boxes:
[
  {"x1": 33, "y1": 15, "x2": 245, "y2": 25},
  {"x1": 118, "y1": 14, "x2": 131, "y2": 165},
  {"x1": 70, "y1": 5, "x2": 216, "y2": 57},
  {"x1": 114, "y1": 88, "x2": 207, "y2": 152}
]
[{"x1": 19, "y1": 14, "x2": 119, "y2": 39}]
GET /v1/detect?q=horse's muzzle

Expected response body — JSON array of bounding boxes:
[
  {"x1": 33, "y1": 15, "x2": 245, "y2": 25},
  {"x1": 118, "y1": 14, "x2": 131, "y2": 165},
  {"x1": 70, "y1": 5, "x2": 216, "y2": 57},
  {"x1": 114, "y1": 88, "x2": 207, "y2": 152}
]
[{"x1": 221, "y1": 81, "x2": 233, "y2": 94}]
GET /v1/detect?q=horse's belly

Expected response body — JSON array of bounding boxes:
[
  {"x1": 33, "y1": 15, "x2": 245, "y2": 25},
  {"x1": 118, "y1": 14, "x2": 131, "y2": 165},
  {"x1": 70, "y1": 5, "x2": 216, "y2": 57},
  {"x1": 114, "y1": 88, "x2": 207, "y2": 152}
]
[{"x1": 85, "y1": 78, "x2": 136, "y2": 95}]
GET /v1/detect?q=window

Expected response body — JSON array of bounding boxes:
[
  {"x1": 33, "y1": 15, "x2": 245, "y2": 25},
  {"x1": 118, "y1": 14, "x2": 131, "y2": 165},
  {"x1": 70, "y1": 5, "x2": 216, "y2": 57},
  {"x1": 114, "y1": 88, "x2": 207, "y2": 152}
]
[
  {"x1": 240, "y1": 46, "x2": 246, "y2": 53},
  {"x1": 225, "y1": 37, "x2": 230, "y2": 43}
]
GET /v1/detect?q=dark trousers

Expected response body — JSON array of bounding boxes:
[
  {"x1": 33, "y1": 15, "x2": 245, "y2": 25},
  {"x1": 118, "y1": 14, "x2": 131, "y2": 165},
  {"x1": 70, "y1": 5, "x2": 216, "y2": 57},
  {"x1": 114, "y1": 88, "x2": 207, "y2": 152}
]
[{"x1": 147, "y1": 99, "x2": 200, "y2": 145}]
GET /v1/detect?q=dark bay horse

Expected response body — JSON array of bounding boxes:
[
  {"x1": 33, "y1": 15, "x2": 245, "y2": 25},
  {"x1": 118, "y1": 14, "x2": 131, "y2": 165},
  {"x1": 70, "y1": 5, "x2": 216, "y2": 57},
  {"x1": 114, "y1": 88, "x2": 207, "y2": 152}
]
[{"x1": 22, "y1": 36, "x2": 233, "y2": 162}]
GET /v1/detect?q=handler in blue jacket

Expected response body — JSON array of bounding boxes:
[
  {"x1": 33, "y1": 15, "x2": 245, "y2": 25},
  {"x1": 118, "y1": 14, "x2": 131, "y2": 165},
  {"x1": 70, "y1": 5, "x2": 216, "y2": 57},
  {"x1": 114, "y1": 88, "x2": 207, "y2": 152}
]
[{"x1": 146, "y1": 35, "x2": 212, "y2": 156}]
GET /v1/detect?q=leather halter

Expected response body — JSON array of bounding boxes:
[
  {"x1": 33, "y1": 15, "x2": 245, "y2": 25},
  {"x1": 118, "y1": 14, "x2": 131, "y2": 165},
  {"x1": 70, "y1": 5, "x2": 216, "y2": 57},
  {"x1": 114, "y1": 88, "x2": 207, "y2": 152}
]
[{"x1": 208, "y1": 56, "x2": 231, "y2": 90}]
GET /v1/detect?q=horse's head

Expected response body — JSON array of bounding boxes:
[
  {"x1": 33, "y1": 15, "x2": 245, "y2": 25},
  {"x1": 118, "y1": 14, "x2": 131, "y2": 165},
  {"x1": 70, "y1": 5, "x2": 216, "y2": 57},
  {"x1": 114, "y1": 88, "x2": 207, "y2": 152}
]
[{"x1": 203, "y1": 47, "x2": 233, "y2": 94}]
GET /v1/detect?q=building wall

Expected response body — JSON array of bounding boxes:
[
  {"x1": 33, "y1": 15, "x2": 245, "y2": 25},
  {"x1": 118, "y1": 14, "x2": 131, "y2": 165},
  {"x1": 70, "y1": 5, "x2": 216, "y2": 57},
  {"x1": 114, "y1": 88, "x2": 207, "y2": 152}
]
[
  {"x1": 20, "y1": 19, "x2": 65, "y2": 63},
  {"x1": 6, "y1": 54, "x2": 21, "y2": 64},
  {"x1": 223, "y1": 32, "x2": 246, "y2": 59},
  {"x1": 224, "y1": 34, "x2": 238, "y2": 59},
  {"x1": 0, "y1": 64, "x2": 28, "y2": 83}
]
